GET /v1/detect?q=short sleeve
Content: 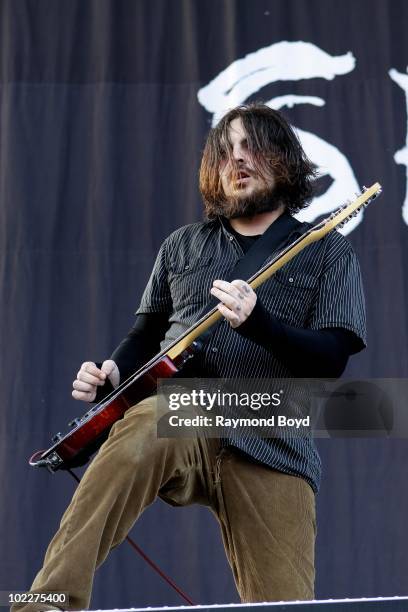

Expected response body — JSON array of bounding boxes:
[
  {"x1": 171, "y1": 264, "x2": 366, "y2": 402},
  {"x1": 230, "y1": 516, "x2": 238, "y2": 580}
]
[
  {"x1": 308, "y1": 245, "x2": 367, "y2": 351},
  {"x1": 135, "y1": 240, "x2": 173, "y2": 314}
]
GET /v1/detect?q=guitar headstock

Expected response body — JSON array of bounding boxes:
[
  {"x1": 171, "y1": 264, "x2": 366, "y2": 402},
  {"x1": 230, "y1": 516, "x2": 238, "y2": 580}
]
[{"x1": 311, "y1": 182, "x2": 382, "y2": 239}]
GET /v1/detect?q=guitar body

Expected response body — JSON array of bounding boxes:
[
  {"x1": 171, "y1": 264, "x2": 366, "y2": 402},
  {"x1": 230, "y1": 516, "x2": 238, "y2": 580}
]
[{"x1": 30, "y1": 356, "x2": 179, "y2": 472}]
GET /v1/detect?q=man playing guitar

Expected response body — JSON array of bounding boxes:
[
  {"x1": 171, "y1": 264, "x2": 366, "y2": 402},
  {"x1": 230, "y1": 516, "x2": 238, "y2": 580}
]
[{"x1": 14, "y1": 104, "x2": 366, "y2": 610}]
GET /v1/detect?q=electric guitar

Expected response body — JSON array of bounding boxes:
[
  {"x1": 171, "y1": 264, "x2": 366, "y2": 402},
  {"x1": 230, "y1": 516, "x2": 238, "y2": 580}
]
[{"x1": 29, "y1": 183, "x2": 382, "y2": 472}]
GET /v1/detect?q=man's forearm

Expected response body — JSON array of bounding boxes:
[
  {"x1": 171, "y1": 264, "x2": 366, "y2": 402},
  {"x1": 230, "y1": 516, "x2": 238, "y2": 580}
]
[
  {"x1": 93, "y1": 312, "x2": 169, "y2": 402},
  {"x1": 110, "y1": 312, "x2": 170, "y2": 382},
  {"x1": 236, "y1": 299, "x2": 361, "y2": 377}
]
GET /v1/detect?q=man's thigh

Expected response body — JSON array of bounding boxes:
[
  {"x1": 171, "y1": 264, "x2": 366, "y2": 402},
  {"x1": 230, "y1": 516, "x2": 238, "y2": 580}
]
[
  {"x1": 214, "y1": 448, "x2": 316, "y2": 602},
  {"x1": 109, "y1": 395, "x2": 221, "y2": 508}
]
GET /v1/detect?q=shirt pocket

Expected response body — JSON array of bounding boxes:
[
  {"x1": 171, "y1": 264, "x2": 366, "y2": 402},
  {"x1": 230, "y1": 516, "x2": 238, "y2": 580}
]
[
  {"x1": 266, "y1": 269, "x2": 319, "y2": 325},
  {"x1": 169, "y1": 256, "x2": 216, "y2": 307}
]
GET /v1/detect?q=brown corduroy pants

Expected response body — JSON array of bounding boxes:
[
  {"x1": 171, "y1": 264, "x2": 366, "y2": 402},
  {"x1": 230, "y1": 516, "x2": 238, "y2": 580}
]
[{"x1": 13, "y1": 396, "x2": 316, "y2": 611}]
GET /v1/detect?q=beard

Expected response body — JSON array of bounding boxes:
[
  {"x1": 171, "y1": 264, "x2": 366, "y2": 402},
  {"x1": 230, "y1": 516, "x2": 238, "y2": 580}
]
[{"x1": 214, "y1": 184, "x2": 283, "y2": 220}]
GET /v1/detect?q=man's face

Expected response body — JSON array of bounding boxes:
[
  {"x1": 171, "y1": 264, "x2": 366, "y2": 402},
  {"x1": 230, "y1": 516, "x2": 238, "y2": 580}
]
[
  {"x1": 218, "y1": 117, "x2": 279, "y2": 219},
  {"x1": 220, "y1": 117, "x2": 275, "y2": 200}
]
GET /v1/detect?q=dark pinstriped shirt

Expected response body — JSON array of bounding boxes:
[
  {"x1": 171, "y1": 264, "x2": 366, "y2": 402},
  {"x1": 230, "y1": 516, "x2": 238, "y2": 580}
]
[{"x1": 136, "y1": 217, "x2": 366, "y2": 492}]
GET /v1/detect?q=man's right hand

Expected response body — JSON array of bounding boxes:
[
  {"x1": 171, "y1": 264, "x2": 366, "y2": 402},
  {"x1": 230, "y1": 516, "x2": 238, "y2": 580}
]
[{"x1": 72, "y1": 360, "x2": 120, "y2": 402}]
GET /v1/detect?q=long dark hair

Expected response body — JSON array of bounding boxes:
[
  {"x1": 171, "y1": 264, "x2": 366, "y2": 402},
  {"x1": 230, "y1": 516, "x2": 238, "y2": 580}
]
[{"x1": 199, "y1": 103, "x2": 317, "y2": 217}]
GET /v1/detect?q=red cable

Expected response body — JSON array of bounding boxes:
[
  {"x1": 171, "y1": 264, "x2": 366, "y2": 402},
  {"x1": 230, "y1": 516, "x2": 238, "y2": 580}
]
[
  {"x1": 66, "y1": 469, "x2": 195, "y2": 606},
  {"x1": 124, "y1": 534, "x2": 195, "y2": 605}
]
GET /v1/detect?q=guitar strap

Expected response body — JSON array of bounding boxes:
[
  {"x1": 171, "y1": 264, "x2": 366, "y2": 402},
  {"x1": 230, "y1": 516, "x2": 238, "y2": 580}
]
[
  {"x1": 222, "y1": 211, "x2": 305, "y2": 285},
  {"x1": 194, "y1": 211, "x2": 306, "y2": 349}
]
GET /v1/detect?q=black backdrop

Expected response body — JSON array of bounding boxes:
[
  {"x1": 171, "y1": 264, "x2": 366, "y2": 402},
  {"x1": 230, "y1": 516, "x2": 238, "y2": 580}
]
[{"x1": 1, "y1": 0, "x2": 408, "y2": 607}]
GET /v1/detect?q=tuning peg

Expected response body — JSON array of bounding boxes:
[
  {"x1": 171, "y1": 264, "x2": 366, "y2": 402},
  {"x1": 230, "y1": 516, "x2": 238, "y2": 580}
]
[{"x1": 361, "y1": 185, "x2": 367, "y2": 192}]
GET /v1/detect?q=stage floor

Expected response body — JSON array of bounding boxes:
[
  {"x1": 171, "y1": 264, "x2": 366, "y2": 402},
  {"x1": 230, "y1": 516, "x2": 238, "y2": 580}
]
[{"x1": 78, "y1": 596, "x2": 408, "y2": 612}]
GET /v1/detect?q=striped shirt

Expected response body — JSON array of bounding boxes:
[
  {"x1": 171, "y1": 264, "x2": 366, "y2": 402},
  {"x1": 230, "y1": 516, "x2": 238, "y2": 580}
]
[{"x1": 136, "y1": 217, "x2": 366, "y2": 492}]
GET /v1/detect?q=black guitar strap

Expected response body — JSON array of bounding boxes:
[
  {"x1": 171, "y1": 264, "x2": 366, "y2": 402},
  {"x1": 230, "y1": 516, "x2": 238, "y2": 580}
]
[{"x1": 221, "y1": 211, "x2": 305, "y2": 285}]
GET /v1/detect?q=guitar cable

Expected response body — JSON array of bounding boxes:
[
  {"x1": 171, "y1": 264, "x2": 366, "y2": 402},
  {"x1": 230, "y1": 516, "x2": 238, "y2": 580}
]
[{"x1": 66, "y1": 468, "x2": 195, "y2": 606}]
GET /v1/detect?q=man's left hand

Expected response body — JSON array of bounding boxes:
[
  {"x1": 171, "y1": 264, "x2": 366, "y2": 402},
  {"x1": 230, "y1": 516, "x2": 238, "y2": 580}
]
[{"x1": 210, "y1": 279, "x2": 257, "y2": 328}]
